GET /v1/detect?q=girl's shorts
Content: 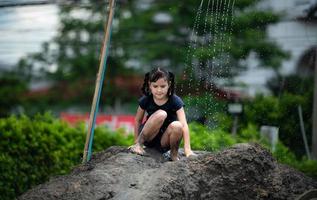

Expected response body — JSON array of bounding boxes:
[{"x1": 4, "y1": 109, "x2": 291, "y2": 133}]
[{"x1": 139, "y1": 123, "x2": 170, "y2": 153}]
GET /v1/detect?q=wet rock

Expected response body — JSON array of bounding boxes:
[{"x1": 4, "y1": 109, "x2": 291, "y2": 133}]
[{"x1": 18, "y1": 143, "x2": 317, "y2": 200}]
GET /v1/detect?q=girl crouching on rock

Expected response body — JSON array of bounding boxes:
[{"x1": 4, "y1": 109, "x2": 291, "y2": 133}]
[{"x1": 129, "y1": 67, "x2": 195, "y2": 161}]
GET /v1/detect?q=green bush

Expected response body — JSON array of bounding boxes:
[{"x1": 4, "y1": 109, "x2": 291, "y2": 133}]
[
  {"x1": 294, "y1": 158, "x2": 317, "y2": 178},
  {"x1": 242, "y1": 95, "x2": 281, "y2": 127},
  {"x1": 188, "y1": 122, "x2": 236, "y2": 152},
  {"x1": 237, "y1": 123, "x2": 260, "y2": 142},
  {"x1": 0, "y1": 113, "x2": 132, "y2": 200},
  {"x1": 272, "y1": 142, "x2": 317, "y2": 179},
  {"x1": 183, "y1": 94, "x2": 227, "y2": 127},
  {"x1": 241, "y1": 93, "x2": 311, "y2": 157}
]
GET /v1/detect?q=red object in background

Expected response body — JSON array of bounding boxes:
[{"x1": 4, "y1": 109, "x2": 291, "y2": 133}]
[{"x1": 60, "y1": 113, "x2": 135, "y2": 133}]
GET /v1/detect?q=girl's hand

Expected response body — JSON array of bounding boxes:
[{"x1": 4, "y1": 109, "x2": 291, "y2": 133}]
[
  {"x1": 185, "y1": 149, "x2": 197, "y2": 157},
  {"x1": 128, "y1": 143, "x2": 145, "y2": 155}
]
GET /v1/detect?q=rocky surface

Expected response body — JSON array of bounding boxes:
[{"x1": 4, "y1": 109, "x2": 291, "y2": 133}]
[{"x1": 19, "y1": 143, "x2": 317, "y2": 200}]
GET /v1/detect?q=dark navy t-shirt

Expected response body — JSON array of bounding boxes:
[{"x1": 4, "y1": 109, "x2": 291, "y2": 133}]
[{"x1": 138, "y1": 94, "x2": 184, "y2": 127}]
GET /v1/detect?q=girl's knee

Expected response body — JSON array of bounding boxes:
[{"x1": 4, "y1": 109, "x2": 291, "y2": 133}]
[
  {"x1": 170, "y1": 121, "x2": 183, "y2": 136},
  {"x1": 153, "y1": 109, "x2": 167, "y2": 122},
  {"x1": 170, "y1": 121, "x2": 183, "y2": 130}
]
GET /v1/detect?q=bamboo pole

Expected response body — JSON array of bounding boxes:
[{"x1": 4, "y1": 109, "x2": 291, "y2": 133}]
[{"x1": 83, "y1": 0, "x2": 116, "y2": 163}]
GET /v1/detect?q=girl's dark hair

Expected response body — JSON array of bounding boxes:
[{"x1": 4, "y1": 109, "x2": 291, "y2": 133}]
[{"x1": 141, "y1": 67, "x2": 175, "y2": 97}]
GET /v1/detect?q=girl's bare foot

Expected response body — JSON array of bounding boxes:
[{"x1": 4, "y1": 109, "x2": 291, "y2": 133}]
[
  {"x1": 128, "y1": 143, "x2": 145, "y2": 155},
  {"x1": 170, "y1": 149, "x2": 179, "y2": 161}
]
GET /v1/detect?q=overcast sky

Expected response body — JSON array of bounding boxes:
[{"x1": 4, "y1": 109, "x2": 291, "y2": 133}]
[{"x1": 0, "y1": 2, "x2": 58, "y2": 68}]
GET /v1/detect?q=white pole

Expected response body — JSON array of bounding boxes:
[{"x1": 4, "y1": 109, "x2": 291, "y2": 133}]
[{"x1": 298, "y1": 105, "x2": 311, "y2": 159}]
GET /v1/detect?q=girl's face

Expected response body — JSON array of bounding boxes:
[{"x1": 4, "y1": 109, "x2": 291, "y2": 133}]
[{"x1": 149, "y1": 78, "x2": 170, "y2": 100}]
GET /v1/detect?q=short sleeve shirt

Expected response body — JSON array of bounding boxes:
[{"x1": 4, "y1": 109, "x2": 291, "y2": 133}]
[{"x1": 138, "y1": 94, "x2": 184, "y2": 126}]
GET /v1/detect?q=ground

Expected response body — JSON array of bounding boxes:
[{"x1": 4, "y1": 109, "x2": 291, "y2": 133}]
[{"x1": 19, "y1": 143, "x2": 317, "y2": 200}]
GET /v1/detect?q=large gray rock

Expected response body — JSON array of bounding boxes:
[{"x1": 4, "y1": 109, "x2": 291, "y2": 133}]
[{"x1": 19, "y1": 143, "x2": 317, "y2": 200}]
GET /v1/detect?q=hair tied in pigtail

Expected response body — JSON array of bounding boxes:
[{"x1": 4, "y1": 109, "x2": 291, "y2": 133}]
[
  {"x1": 168, "y1": 71, "x2": 175, "y2": 96},
  {"x1": 168, "y1": 71, "x2": 175, "y2": 85},
  {"x1": 145, "y1": 72, "x2": 150, "y2": 79},
  {"x1": 168, "y1": 71, "x2": 174, "y2": 79},
  {"x1": 141, "y1": 72, "x2": 151, "y2": 96}
]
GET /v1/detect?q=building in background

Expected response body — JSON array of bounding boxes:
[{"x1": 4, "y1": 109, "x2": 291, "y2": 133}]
[{"x1": 234, "y1": 0, "x2": 317, "y2": 96}]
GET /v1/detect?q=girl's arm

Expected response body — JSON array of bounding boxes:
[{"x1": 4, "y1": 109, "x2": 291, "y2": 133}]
[
  {"x1": 134, "y1": 106, "x2": 145, "y2": 144},
  {"x1": 176, "y1": 107, "x2": 194, "y2": 157}
]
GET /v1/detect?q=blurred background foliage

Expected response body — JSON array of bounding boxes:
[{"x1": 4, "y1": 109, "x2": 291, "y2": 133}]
[{"x1": 1, "y1": 0, "x2": 288, "y2": 115}]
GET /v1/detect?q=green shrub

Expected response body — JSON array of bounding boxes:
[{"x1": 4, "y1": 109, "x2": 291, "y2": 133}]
[
  {"x1": 94, "y1": 126, "x2": 134, "y2": 151},
  {"x1": 183, "y1": 94, "x2": 227, "y2": 127},
  {"x1": 242, "y1": 95, "x2": 281, "y2": 127},
  {"x1": 241, "y1": 93, "x2": 312, "y2": 158},
  {"x1": 0, "y1": 113, "x2": 132, "y2": 200},
  {"x1": 237, "y1": 123, "x2": 260, "y2": 142},
  {"x1": 294, "y1": 158, "x2": 317, "y2": 178},
  {"x1": 188, "y1": 122, "x2": 236, "y2": 152}
]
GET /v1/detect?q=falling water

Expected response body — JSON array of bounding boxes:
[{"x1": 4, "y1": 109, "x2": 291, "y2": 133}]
[
  {"x1": 216, "y1": 0, "x2": 225, "y2": 77},
  {"x1": 182, "y1": 0, "x2": 236, "y2": 127},
  {"x1": 201, "y1": 0, "x2": 211, "y2": 119},
  {"x1": 219, "y1": 0, "x2": 228, "y2": 58},
  {"x1": 181, "y1": 0, "x2": 205, "y2": 120},
  {"x1": 228, "y1": 0, "x2": 236, "y2": 53},
  {"x1": 224, "y1": 0, "x2": 232, "y2": 49}
]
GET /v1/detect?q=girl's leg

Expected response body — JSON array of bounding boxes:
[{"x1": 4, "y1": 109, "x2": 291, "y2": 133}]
[
  {"x1": 137, "y1": 109, "x2": 167, "y2": 144},
  {"x1": 160, "y1": 121, "x2": 183, "y2": 161},
  {"x1": 130, "y1": 109, "x2": 167, "y2": 155}
]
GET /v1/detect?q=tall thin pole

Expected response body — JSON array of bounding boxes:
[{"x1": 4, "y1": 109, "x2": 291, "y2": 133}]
[
  {"x1": 298, "y1": 105, "x2": 311, "y2": 159},
  {"x1": 312, "y1": 48, "x2": 317, "y2": 160},
  {"x1": 83, "y1": 0, "x2": 116, "y2": 163},
  {"x1": 231, "y1": 115, "x2": 238, "y2": 137}
]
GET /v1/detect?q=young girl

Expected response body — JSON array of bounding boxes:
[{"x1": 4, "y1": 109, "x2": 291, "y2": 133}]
[{"x1": 129, "y1": 67, "x2": 195, "y2": 161}]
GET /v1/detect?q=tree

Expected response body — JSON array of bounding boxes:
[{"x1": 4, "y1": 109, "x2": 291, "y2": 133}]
[
  {"x1": 17, "y1": 1, "x2": 138, "y2": 109},
  {"x1": 16, "y1": 0, "x2": 288, "y2": 109},
  {"x1": 114, "y1": 0, "x2": 289, "y2": 82},
  {"x1": 0, "y1": 71, "x2": 27, "y2": 117},
  {"x1": 247, "y1": 73, "x2": 314, "y2": 158}
]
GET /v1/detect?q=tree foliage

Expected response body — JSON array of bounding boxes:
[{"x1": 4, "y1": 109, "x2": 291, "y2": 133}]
[
  {"x1": 240, "y1": 91, "x2": 312, "y2": 158},
  {"x1": 14, "y1": 0, "x2": 288, "y2": 111},
  {"x1": 0, "y1": 72, "x2": 27, "y2": 117}
]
